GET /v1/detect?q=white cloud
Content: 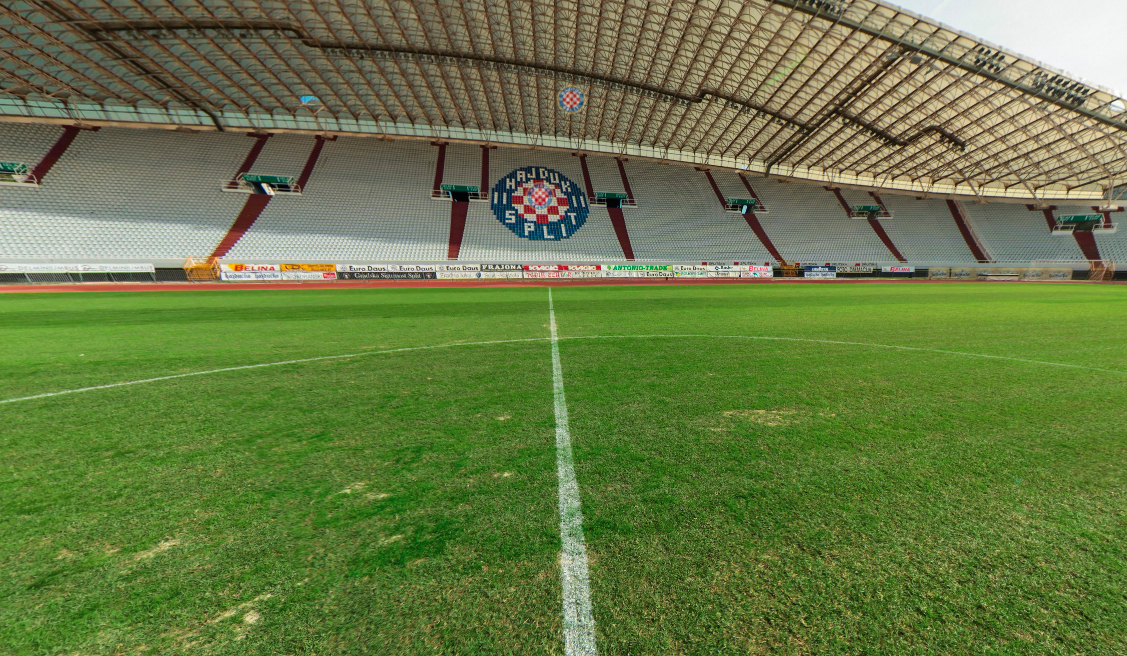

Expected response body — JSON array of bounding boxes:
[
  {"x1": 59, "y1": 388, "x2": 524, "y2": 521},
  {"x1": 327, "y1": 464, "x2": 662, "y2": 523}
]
[{"x1": 891, "y1": 0, "x2": 1127, "y2": 96}]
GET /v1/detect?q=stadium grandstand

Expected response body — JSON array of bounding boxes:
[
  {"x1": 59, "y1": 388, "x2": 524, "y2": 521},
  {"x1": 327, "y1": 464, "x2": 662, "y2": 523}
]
[
  {"x1": 2, "y1": 1, "x2": 1125, "y2": 654},
  {"x1": 1, "y1": 0, "x2": 1125, "y2": 282}
]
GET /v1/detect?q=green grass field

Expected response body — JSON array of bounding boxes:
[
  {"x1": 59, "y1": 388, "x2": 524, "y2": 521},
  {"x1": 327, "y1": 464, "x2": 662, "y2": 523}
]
[{"x1": 2, "y1": 283, "x2": 1125, "y2": 655}]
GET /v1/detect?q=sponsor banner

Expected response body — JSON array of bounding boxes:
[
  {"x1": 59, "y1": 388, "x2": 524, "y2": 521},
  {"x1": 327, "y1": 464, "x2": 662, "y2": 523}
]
[
  {"x1": 1023, "y1": 267, "x2": 1072, "y2": 281},
  {"x1": 337, "y1": 264, "x2": 397, "y2": 273},
  {"x1": 673, "y1": 265, "x2": 709, "y2": 278},
  {"x1": 795, "y1": 262, "x2": 875, "y2": 273},
  {"x1": 220, "y1": 263, "x2": 281, "y2": 280},
  {"x1": 928, "y1": 267, "x2": 950, "y2": 279},
  {"x1": 523, "y1": 264, "x2": 602, "y2": 277},
  {"x1": 743, "y1": 265, "x2": 774, "y2": 278},
  {"x1": 480, "y1": 263, "x2": 524, "y2": 272},
  {"x1": 604, "y1": 264, "x2": 673, "y2": 278},
  {"x1": 336, "y1": 264, "x2": 438, "y2": 273},
  {"x1": 524, "y1": 270, "x2": 603, "y2": 278},
  {"x1": 605, "y1": 264, "x2": 672, "y2": 271},
  {"x1": 337, "y1": 271, "x2": 437, "y2": 280},
  {"x1": 478, "y1": 271, "x2": 525, "y2": 279},
  {"x1": 804, "y1": 266, "x2": 837, "y2": 279},
  {"x1": 281, "y1": 263, "x2": 335, "y2": 272},
  {"x1": 707, "y1": 264, "x2": 750, "y2": 278},
  {"x1": 0, "y1": 262, "x2": 155, "y2": 273},
  {"x1": 221, "y1": 270, "x2": 283, "y2": 281},
  {"x1": 221, "y1": 263, "x2": 279, "y2": 272},
  {"x1": 882, "y1": 266, "x2": 914, "y2": 273},
  {"x1": 281, "y1": 271, "x2": 337, "y2": 280},
  {"x1": 436, "y1": 263, "x2": 482, "y2": 279}
]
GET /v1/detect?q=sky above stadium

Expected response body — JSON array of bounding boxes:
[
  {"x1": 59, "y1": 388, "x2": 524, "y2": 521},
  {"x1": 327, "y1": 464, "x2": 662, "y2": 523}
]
[{"x1": 893, "y1": 0, "x2": 1126, "y2": 96}]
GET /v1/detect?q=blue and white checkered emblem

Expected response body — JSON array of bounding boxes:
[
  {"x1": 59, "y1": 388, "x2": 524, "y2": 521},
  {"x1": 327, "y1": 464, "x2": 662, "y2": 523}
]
[
  {"x1": 558, "y1": 87, "x2": 585, "y2": 113},
  {"x1": 491, "y1": 166, "x2": 589, "y2": 240}
]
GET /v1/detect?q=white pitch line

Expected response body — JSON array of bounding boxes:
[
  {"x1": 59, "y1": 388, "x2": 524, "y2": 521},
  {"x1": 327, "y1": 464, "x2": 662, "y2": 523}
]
[
  {"x1": 0, "y1": 338, "x2": 548, "y2": 405},
  {"x1": 548, "y1": 288, "x2": 598, "y2": 656},
  {"x1": 4, "y1": 332, "x2": 1122, "y2": 408}
]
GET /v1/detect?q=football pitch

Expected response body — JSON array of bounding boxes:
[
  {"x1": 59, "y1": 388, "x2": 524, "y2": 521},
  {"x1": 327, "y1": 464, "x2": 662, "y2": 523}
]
[{"x1": 2, "y1": 283, "x2": 1125, "y2": 655}]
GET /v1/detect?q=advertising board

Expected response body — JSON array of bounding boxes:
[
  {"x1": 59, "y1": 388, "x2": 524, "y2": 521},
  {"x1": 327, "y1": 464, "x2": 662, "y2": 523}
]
[
  {"x1": 707, "y1": 264, "x2": 748, "y2": 278},
  {"x1": 436, "y1": 264, "x2": 482, "y2": 279},
  {"x1": 336, "y1": 264, "x2": 438, "y2": 278},
  {"x1": 337, "y1": 264, "x2": 397, "y2": 273},
  {"x1": 743, "y1": 265, "x2": 774, "y2": 278},
  {"x1": 604, "y1": 264, "x2": 673, "y2": 278},
  {"x1": 834, "y1": 264, "x2": 876, "y2": 274},
  {"x1": 220, "y1": 263, "x2": 282, "y2": 281},
  {"x1": 804, "y1": 266, "x2": 837, "y2": 279},
  {"x1": 479, "y1": 263, "x2": 525, "y2": 279},
  {"x1": 523, "y1": 265, "x2": 603, "y2": 278},
  {"x1": 881, "y1": 266, "x2": 914, "y2": 273},
  {"x1": 281, "y1": 263, "x2": 337, "y2": 280},
  {"x1": 336, "y1": 271, "x2": 436, "y2": 280},
  {"x1": 673, "y1": 265, "x2": 709, "y2": 278},
  {"x1": 0, "y1": 262, "x2": 156, "y2": 273}
]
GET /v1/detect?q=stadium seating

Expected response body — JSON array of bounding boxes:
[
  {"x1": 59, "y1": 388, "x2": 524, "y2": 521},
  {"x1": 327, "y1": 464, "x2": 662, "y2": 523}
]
[
  {"x1": 0, "y1": 125, "x2": 247, "y2": 261},
  {"x1": 0, "y1": 122, "x2": 63, "y2": 169},
  {"x1": 225, "y1": 137, "x2": 448, "y2": 261},
  {"x1": 961, "y1": 202, "x2": 1087, "y2": 263},
  {"x1": 752, "y1": 178, "x2": 892, "y2": 263},
  {"x1": 877, "y1": 196, "x2": 983, "y2": 263},
  {"x1": 618, "y1": 163, "x2": 773, "y2": 263},
  {"x1": 1, "y1": 121, "x2": 1125, "y2": 268}
]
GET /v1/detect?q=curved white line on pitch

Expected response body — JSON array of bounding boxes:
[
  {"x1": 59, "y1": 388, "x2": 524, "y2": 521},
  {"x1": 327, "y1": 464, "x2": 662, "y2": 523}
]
[
  {"x1": 2, "y1": 333, "x2": 1121, "y2": 407},
  {"x1": 0, "y1": 338, "x2": 550, "y2": 406},
  {"x1": 558, "y1": 334, "x2": 1127, "y2": 376}
]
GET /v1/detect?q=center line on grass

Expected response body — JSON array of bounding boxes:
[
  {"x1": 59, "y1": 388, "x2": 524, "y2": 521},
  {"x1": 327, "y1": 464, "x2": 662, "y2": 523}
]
[
  {"x1": 5, "y1": 333, "x2": 1121, "y2": 408},
  {"x1": 548, "y1": 288, "x2": 598, "y2": 656}
]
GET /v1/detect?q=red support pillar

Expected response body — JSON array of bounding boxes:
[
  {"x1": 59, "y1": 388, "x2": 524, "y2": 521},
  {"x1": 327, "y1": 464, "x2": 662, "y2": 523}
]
[
  {"x1": 431, "y1": 142, "x2": 446, "y2": 196},
  {"x1": 615, "y1": 158, "x2": 636, "y2": 205},
  {"x1": 606, "y1": 207, "x2": 635, "y2": 261},
  {"x1": 447, "y1": 201, "x2": 469, "y2": 260},
  {"x1": 700, "y1": 169, "x2": 728, "y2": 208},
  {"x1": 829, "y1": 187, "x2": 906, "y2": 262},
  {"x1": 946, "y1": 200, "x2": 991, "y2": 263},
  {"x1": 231, "y1": 133, "x2": 272, "y2": 181},
  {"x1": 480, "y1": 145, "x2": 494, "y2": 197},
  {"x1": 1092, "y1": 205, "x2": 1122, "y2": 229},
  {"x1": 1032, "y1": 205, "x2": 1101, "y2": 260},
  {"x1": 575, "y1": 153, "x2": 595, "y2": 201},
  {"x1": 29, "y1": 125, "x2": 99, "y2": 183},
  {"x1": 737, "y1": 175, "x2": 784, "y2": 264},
  {"x1": 296, "y1": 134, "x2": 334, "y2": 190}
]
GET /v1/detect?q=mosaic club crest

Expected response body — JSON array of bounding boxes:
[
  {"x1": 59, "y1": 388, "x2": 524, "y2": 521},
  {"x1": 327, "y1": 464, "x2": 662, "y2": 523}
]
[
  {"x1": 558, "y1": 86, "x2": 585, "y2": 113},
  {"x1": 491, "y1": 166, "x2": 589, "y2": 240}
]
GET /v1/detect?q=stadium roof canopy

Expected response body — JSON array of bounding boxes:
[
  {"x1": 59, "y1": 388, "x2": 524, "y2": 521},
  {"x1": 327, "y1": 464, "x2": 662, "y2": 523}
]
[{"x1": 3, "y1": 0, "x2": 1126, "y2": 201}]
